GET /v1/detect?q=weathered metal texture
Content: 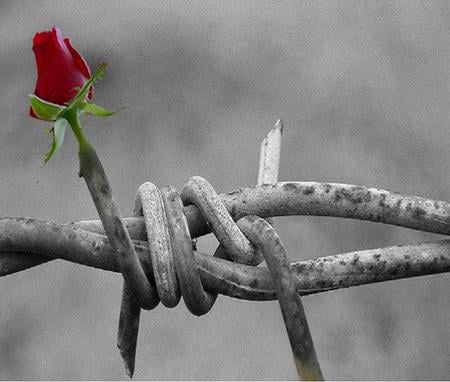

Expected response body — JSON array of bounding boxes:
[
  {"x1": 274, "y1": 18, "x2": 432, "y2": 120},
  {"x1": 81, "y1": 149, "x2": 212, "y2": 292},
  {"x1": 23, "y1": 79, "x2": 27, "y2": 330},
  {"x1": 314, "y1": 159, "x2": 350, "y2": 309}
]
[
  {"x1": 72, "y1": 181, "x2": 450, "y2": 239},
  {"x1": 1, "y1": 217, "x2": 448, "y2": 301},
  {"x1": 238, "y1": 215, "x2": 323, "y2": 380}
]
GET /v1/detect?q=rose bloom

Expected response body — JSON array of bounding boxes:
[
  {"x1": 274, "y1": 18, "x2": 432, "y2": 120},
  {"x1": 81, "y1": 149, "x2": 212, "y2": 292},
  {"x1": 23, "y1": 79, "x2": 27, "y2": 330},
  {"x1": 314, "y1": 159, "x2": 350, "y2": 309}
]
[{"x1": 30, "y1": 27, "x2": 93, "y2": 119}]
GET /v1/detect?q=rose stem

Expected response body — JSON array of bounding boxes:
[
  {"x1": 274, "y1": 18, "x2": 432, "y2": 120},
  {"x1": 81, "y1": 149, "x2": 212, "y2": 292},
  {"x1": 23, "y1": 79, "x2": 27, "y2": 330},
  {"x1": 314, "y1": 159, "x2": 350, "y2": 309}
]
[{"x1": 66, "y1": 110, "x2": 155, "y2": 377}]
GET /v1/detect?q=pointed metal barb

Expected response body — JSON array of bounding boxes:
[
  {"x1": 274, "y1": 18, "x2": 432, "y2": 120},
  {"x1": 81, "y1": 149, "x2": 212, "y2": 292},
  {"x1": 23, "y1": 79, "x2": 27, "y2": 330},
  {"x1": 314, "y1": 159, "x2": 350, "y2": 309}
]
[
  {"x1": 255, "y1": 121, "x2": 322, "y2": 379},
  {"x1": 258, "y1": 119, "x2": 283, "y2": 186},
  {"x1": 258, "y1": 120, "x2": 283, "y2": 227}
]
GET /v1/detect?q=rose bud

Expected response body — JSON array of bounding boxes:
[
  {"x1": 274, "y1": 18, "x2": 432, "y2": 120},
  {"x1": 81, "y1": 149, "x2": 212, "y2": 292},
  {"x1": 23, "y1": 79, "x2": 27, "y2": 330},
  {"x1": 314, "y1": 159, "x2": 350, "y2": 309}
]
[{"x1": 30, "y1": 27, "x2": 93, "y2": 119}]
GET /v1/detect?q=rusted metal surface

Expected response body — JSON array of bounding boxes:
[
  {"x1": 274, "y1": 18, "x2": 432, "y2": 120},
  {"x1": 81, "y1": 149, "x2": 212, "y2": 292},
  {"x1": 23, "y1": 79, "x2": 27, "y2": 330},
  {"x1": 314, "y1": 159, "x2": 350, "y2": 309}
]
[
  {"x1": 73, "y1": 181, "x2": 450, "y2": 239},
  {"x1": 1, "y1": 217, "x2": 448, "y2": 300},
  {"x1": 238, "y1": 215, "x2": 324, "y2": 380}
]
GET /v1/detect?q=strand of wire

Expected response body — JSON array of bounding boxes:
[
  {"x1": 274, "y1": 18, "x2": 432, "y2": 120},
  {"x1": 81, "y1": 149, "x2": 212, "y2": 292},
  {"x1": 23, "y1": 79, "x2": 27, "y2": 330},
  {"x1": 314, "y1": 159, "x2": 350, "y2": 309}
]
[
  {"x1": 115, "y1": 177, "x2": 267, "y2": 315},
  {"x1": 114, "y1": 176, "x2": 267, "y2": 376},
  {"x1": 110, "y1": 175, "x2": 324, "y2": 379},
  {"x1": 1, "y1": 218, "x2": 448, "y2": 295},
  {"x1": 116, "y1": 121, "x2": 283, "y2": 376}
]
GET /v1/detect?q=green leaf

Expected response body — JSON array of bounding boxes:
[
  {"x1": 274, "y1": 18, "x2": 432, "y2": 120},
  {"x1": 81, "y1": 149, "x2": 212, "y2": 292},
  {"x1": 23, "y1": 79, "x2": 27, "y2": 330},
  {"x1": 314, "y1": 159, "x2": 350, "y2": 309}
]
[
  {"x1": 29, "y1": 94, "x2": 66, "y2": 121},
  {"x1": 44, "y1": 118, "x2": 68, "y2": 164},
  {"x1": 65, "y1": 63, "x2": 108, "y2": 113},
  {"x1": 81, "y1": 102, "x2": 115, "y2": 117}
]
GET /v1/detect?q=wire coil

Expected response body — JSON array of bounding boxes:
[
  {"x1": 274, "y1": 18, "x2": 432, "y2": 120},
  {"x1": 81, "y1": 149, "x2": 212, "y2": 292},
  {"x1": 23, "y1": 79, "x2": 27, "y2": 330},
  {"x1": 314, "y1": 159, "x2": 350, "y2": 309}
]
[{"x1": 127, "y1": 176, "x2": 266, "y2": 315}]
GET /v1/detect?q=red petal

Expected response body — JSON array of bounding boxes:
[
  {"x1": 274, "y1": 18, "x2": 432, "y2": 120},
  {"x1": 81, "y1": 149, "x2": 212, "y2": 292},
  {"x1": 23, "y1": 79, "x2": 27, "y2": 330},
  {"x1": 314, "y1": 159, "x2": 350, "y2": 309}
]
[
  {"x1": 64, "y1": 38, "x2": 93, "y2": 100},
  {"x1": 64, "y1": 38, "x2": 91, "y2": 79},
  {"x1": 32, "y1": 30, "x2": 54, "y2": 78},
  {"x1": 33, "y1": 30, "x2": 51, "y2": 47}
]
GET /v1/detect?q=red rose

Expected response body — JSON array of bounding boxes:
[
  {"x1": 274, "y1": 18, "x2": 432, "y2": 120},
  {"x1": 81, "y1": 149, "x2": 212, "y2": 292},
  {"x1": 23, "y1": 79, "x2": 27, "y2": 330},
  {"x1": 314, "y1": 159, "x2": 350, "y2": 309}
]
[{"x1": 30, "y1": 27, "x2": 93, "y2": 119}]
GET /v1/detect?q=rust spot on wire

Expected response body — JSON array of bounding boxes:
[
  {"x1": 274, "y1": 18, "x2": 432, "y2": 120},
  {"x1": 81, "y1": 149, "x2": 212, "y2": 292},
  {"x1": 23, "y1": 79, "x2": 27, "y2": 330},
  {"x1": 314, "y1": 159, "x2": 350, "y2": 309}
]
[
  {"x1": 68, "y1": 230, "x2": 76, "y2": 241},
  {"x1": 413, "y1": 207, "x2": 426, "y2": 218},
  {"x1": 323, "y1": 184, "x2": 332, "y2": 193},
  {"x1": 303, "y1": 186, "x2": 315, "y2": 195},
  {"x1": 282, "y1": 182, "x2": 300, "y2": 193},
  {"x1": 333, "y1": 186, "x2": 373, "y2": 205},
  {"x1": 379, "y1": 193, "x2": 388, "y2": 208}
]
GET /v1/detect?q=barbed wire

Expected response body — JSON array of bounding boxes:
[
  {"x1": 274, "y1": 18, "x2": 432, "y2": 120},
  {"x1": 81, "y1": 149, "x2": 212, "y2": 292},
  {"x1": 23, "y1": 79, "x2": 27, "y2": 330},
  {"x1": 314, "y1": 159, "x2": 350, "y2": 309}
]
[
  {"x1": 1, "y1": 216, "x2": 448, "y2": 295},
  {"x1": 1, "y1": 121, "x2": 449, "y2": 380}
]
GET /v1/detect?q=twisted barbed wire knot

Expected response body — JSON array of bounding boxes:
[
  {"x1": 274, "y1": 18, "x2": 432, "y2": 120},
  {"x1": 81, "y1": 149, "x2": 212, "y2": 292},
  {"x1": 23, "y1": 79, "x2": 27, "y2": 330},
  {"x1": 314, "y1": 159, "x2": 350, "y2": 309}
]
[
  {"x1": 118, "y1": 174, "x2": 323, "y2": 379},
  {"x1": 128, "y1": 176, "x2": 266, "y2": 315}
]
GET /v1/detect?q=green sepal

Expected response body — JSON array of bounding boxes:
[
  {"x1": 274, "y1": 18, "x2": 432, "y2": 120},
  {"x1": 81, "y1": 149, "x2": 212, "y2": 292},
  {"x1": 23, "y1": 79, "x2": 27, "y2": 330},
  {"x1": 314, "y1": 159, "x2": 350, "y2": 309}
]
[
  {"x1": 29, "y1": 94, "x2": 66, "y2": 121},
  {"x1": 65, "y1": 63, "x2": 107, "y2": 113},
  {"x1": 81, "y1": 102, "x2": 115, "y2": 117},
  {"x1": 44, "y1": 118, "x2": 68, "y2": 164}
]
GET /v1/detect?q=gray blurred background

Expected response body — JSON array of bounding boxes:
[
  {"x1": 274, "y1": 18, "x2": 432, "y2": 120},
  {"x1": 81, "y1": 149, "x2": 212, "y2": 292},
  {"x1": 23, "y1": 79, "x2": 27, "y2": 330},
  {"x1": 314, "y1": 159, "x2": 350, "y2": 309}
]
[{"x1": 1, "y1": 0, "x2": 449, "y2": 379}]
